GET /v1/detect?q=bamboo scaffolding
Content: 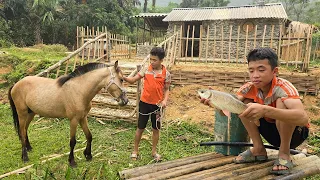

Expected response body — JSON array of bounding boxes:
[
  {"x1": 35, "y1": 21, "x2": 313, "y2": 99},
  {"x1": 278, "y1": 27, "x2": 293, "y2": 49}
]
[
  {"x1": 286, "y1": 28, "x2": 291, "y2": 67},
  {"x1": 253, "y1": 25, "x2": 257, "y2": 49},
  {"x1": 270, "y1": 25, "x2": 274, "y2": 48},
  {"x1": 278, "y1": 25, "x2": 282, "y2": 56},
  {"x1": 236, "y1": 25, "x2": 240, "y2": 63},
  {"x1": 178, "y1": 25, "x2": 183, "y2": 59},
  {"x1": 244, "y1": 24, "x2": 249, "y2": 62},
  {"x1": 220, "y1": 25, "x2": 224, "y2": 62},
  {"x1": 199, "y1": 25, "x2": 203, "y2": 62},
  {"x1": 213, "y1": 25, "x2": 216, "y2": 63}
]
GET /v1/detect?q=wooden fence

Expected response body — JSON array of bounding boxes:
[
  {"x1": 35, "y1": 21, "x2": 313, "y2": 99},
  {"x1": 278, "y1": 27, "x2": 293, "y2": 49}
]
[
  {"x1": 159, "y1": 23, "x2": 315, "y2": 72},
  {"x1": 171, "y1": 69, "x2": 319, "y2": 95}
]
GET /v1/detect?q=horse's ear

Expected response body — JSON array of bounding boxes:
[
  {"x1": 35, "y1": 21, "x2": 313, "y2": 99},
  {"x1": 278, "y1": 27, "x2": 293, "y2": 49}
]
[{"x1": 114, "y1": 60, "x2": 119, "y2": 69}]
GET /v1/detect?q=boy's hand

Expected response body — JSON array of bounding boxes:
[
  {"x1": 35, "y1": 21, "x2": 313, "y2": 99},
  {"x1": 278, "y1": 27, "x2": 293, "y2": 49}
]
[
  {"x1": 160, "y1": 101, "x2": 167, "y2": 108},
  {"x1": 200, "y1": 98, "x2": 212, "y2": 107},
  {"x1": 239, "y1": 103, "x2": 266, "y2": 126}
]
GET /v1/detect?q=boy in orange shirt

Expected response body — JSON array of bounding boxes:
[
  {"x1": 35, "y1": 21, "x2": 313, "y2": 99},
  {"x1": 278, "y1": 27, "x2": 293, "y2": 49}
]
[
  {"x1": 201, "y1": 47, "x2": 309, "y2": 175},
  {"x1": 123, "y1": 47, "x2": 170, "y2": 161}
]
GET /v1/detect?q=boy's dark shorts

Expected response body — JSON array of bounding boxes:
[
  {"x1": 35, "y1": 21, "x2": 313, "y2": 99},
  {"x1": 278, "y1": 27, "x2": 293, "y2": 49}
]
[
  {"x1": 258, "y1": 118, "x2": 309, "y2": 149},
  {"x1": 138, "y1": 101, "x2": 161, "y2": 130}
]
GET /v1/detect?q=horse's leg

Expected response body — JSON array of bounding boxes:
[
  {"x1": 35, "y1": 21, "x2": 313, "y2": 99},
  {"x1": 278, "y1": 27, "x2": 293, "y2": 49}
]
[
  {"x1": 25, "y1": 113, "x2": 35, "y2": 151},
  {"x1": 79, "y1": 116, "x2": 92, "y2": 161},
  {"x1": 68, "y1": 118, "x2": 78, "y2": 167},
  {"x1": 18, "y1": 112, "x2": 29, "y2": 162}
]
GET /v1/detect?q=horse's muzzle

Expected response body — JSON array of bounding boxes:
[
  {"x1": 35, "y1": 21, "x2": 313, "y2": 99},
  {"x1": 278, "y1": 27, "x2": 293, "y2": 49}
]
[{"x1": 118, "y1": 92, "x2": 129, "y2": 106}]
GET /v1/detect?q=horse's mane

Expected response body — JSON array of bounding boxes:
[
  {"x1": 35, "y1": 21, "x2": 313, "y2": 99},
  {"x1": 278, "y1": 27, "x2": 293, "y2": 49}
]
[{"x1": 57, "y1": 63, "x2": 111, "y2": 86}]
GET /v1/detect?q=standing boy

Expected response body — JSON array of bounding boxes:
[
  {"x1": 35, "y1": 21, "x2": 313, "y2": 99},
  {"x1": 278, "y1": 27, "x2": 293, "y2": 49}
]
[
  {"x1": 123, "y1": 47, "x2": 170, "y2": 161},
  {"x1": 201, "y1": 47, "x2": 309, "y2": 175}
]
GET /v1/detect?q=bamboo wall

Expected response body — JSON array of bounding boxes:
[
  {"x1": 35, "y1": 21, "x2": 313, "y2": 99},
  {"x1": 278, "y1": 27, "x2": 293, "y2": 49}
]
[
  {"x1": 162, "y1": 21, "x2": 314, "y2": 71},
  {"x1": 171, "y1": 70, "x2": 319, "y2": 95}
]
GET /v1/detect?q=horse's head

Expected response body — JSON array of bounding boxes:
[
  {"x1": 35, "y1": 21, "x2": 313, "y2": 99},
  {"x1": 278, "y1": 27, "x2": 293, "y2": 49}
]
[{"x1": 106, "y1": 61, "x2": 128, "y2": 106}]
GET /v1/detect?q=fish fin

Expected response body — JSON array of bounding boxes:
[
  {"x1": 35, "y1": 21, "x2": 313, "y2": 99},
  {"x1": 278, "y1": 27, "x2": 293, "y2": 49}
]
[{"x1": 222, "y1": 110, "x2": 231, "y2": 118}]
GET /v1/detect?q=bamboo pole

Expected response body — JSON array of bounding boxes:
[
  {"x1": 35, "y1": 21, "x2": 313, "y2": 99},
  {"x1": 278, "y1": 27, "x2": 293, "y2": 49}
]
[
  {"x1": 295, "y1": 34, "x2": 300, "y2": 69},
  {"x1": 213, "y1": 25, "x2": 216, "y2": 63},
  {"x1": 128, "y1": 156, "x2": 235, "y2": 180},
  {"x1": 286, "y1": 28, "x2": 291, "y2": 67},
  {"x1": 87, "y1": 26, "x2": 91, "y2": 62},
  {"x1": 236, "y1": 25, "x2": 240, "y2": 63},
  {"x1": 55, "y1": 65, "x2": 61, "y2": 78},
  {"x1": 205, "y1": 25, "x2": 210, "y2": 63},
  {"x1": 278, "y1": 24, "x2": 282, "y2": 57},
  {"x1": 220, "y1": 25, "x2": 224, "y2": 62},
  {"x1": 253, "y1": 25, "x2": 257, "y2": 49},
  {"x1": 199, "y1": 25, "x2": 203, "y2": 62},
  {"x1": 270, "y1": 25, "x2": 274, "y2": 49},
  {"x1": 262, "y1": 25, "x2": 267, "y2": 47},
  {"x1": 191, "y1": 25, "x2": 195, "y2": 62},
  {"x1": 185, "y1": 25, "x2": 190, "y2": 63},
  {"x1": 81, "y1": 27, "x2": 85, "y2": 65},
  {"x1": 244, "y1": 24, "x2": 249, "y2": 62},
  {"x1": 119, "y1": 153, "x2": 222, "y2": 179},
  {"x1": 306, "y1": 26, "x2": 314, "y2": 71},
  {"x1": 228, "y1": 25, "x2": 233, "y2": 64},
  {"x1": 36, "y1": 32, "x2": 108, "y2": 77},
  {"x1": 312, "y1": 39, "x2": 319, "y2": 61},
  {"x1": 93, "y1": 28, "x2": 97, "y2": 60},
  {"x1": 74, "y1": 26, "x2": 79, "y2": 70},
  {"x1": 178, "y1": 25, "x2": 183, "y2": 59}
]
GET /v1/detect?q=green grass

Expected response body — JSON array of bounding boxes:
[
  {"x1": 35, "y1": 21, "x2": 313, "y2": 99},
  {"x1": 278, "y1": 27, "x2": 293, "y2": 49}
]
[{"x1": 0, "y1": 104, "x2": 214, "y2": 179}]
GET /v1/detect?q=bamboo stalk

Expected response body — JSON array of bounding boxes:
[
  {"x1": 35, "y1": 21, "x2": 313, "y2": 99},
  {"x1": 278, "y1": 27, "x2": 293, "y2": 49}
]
[
  {"x1": 87, "y1": 26, "x2": 91, "y2": 62},
  {"x1": 270, "y1": 25, "x2": 274, "y2": 48},
  {"x1": 306, "y1": 26, "x2": 314, "y2": 71},
  {"x1": 129, "y1": 156, "x2": 235, "y2": 180},
  {"x1": 303, "y1": 27, "x2": 311, "y2": 71},
  {"x1": 185, "y1": 25, "x2": 190, "y2": 63},
  {"x1": 286, "y1": 28, "x2": 291, "y2": 67},
  {"x1": 173, "y1": 32, "x2": 179, "y2": 66},
  {"x1": 278, "y1": 25, "x2": 282, "y2": 57},
  {"x1": 205, "y1": 25, "x2": 210, "y2": 63},
  {"x1": 199, "y1": 25, "x2": 203, "y2": 62},
  {"x1": 81, "y1": 27, "x2": 85, "y2": 65},
  {"x1": 244, "y1": 24, "x2": 249, "y2": 62},
  {"x1": 191, "y1": 25, "x2": 195, "y2": 62},
  {"x1": 262, "y1": 25, "x2": 267, "y2": 47},
  {"x1": 178, "y1": 25, "x2": 183, "y2": 59},
  {"x1": 55, "y1": 65, "x2": 61, "y2": 78},
  {"x1": 295, "y1": 35, "x2": 300, "y2": 69},
  {"x1": 228, "y1": 25, "x2": 233, "y2": 64},
  {"x1": 119, "y1": 153, "x2": 223, "y2": 179},
  {"x1": 221, "y1": 25, "x2": 224, "y2": 62},
  {"x1": 236, "y1": 25, "x2": 240, "y2": 63},
  {"x1": 213, "y1": 25, "x2": 216, "y2": 63},
  {"x1": 36, "y1": 32, "x2": 108, "y2": 77},
  {"x1": 253, "y1": 25, "x2": 257, "y2": 49}
]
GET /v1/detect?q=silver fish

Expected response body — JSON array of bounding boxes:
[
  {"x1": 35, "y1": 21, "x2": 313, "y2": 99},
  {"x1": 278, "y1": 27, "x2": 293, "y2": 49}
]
[{"x1": 198, "y1": 89, "x2": 247, "y2": 114}]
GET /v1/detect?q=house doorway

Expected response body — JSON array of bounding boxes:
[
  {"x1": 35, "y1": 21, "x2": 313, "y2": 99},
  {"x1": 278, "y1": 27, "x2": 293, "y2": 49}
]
[{"x1": 183, "y1": 21, "x2": 202, "y2": 57}]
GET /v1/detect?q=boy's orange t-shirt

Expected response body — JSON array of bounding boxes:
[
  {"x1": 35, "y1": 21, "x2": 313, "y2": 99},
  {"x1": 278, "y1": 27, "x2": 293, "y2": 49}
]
[
  {"x1": 138, "y1": 65, "x2": 171, "y2": 105},
  {"x1": 236, "y1": 76, "x2": 308, "y2": 127}
]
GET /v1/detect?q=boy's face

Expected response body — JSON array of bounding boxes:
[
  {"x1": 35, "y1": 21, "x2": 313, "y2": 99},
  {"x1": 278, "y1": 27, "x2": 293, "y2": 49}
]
[
  {"x1": 150, "y1": 55, "x2": 163, "y2": 69},
  {"x1": 248, "y1": 59, "x2": 278, "y2": 89}
]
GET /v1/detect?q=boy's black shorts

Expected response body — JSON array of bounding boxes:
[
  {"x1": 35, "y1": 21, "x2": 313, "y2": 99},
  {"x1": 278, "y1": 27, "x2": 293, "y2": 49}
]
[
  {"x1": 258, "y1": 118, "x2": 309, "y2": 149},
  {"x1": 138, "y1": 101, "x2": 161, "y2": 130}
]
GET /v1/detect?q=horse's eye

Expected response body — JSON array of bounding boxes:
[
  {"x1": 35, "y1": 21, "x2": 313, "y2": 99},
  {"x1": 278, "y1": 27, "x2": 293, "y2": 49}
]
[{"x1": 120, "y1": 79, "x2": 124, "y2": 83}]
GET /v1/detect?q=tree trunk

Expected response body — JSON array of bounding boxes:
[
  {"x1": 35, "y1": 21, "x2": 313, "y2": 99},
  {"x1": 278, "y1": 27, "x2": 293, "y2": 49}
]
[
  {"x1": 34, "y1": 20, "x2": 42, "y2": 44},
  {"x1": 143, "y1": 0, "x2": 147, "y2": 12},
  {"x1": 152, "y1": 0, "x2": 156, "y2": 10}
]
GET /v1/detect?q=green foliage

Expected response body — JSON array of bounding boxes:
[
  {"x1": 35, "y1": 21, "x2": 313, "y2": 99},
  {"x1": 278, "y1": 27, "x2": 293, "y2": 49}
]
[{"x1": 0, "y1": 18, "x2": 13, "y2": 47}]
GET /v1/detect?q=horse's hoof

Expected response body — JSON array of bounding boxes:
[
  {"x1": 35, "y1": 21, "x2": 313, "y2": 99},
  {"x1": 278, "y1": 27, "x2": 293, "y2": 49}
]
[
  {"x1": 26, "y1": 146, "x2": 33, "y2": 152},
  {"x1": 69, "y1": 161, "x2": 77, "y2": 168},
  {"x1": 85, "y1": 154, "x2": 92, "y2": 161}
]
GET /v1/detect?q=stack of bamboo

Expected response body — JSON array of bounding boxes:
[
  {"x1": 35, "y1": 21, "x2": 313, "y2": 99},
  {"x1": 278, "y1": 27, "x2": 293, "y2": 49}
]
[{"x1": 119, "y1": 150, "x2": 320, "y2": 180}]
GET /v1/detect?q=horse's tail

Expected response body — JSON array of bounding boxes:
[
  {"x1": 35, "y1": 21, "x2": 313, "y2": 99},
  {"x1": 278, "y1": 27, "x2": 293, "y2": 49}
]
[{"x1": 8, "y1": 85, "x2": 21, "y2": 140}]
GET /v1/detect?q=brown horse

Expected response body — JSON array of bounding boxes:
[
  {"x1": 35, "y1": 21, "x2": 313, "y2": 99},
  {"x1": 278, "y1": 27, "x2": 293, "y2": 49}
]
[{"x1": 8, "y1": 61, "x2": 128, "y2": 167}]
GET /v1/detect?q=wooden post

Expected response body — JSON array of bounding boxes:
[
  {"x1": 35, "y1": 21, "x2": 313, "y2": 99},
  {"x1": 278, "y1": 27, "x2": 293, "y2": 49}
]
[
  {"x1": 191, "y1": 25, "x2": 195, "y2": 62},
  {"x1": 236, "y1": 25, "x2": 240, "y2": 63},
  {"x1": 278, "y1": 24, "x2": 282, "y2": 58},
  {"x1": 261, "y1": 25, "x2": 267, "y2": 47},
  {"x1": 74, "y1": 26, "x2": 79, "y2": 71},
  {"x1": 306, "y1": 26, "x2": 314, "y2": 71},
  {"x1": 253, "y1": 25, "x2": 257, "y2": 49},
  {"x1": 270, "y1": 25, "x2": 274, "y2": 48},
  {"x1": 87, "y1": 26, "x2": 91, "y2": 62},
  {"x1": 185, "y1": 25, "x2": 190, "y2": 63},
  {"x1": 295, "y1": 35, "x2": 300, "y2": 69},
  {"x1": 173, "y1": 32, "x2": 179, "y2": 66},
  {"x1": 205, "y1": 25, "x2": 210, "y2": 63},
  {"x1": 81, "y1": 27, "x2": 85, "y2": 65},
  {"x1": 228, "y1": 25, "x2": 233, "y2": 64},
  {"x1": 221, "y1": 25, "x2": 224, "y2": 62},
  {"x1": 199, "y1": 25, "x2": 203, "y2": 62},
  {"x1": 136, "y1": 18, "x2": 138, "y2": 54}
]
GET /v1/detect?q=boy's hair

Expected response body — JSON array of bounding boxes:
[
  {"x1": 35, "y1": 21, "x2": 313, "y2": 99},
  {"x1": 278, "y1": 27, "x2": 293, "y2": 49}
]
[
  {"x1": 150, "y1": 47, "x2": 165, "y2": 60},
  {"x1": 247, "y1": 47, "x2": 278, "y2": 69}
]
